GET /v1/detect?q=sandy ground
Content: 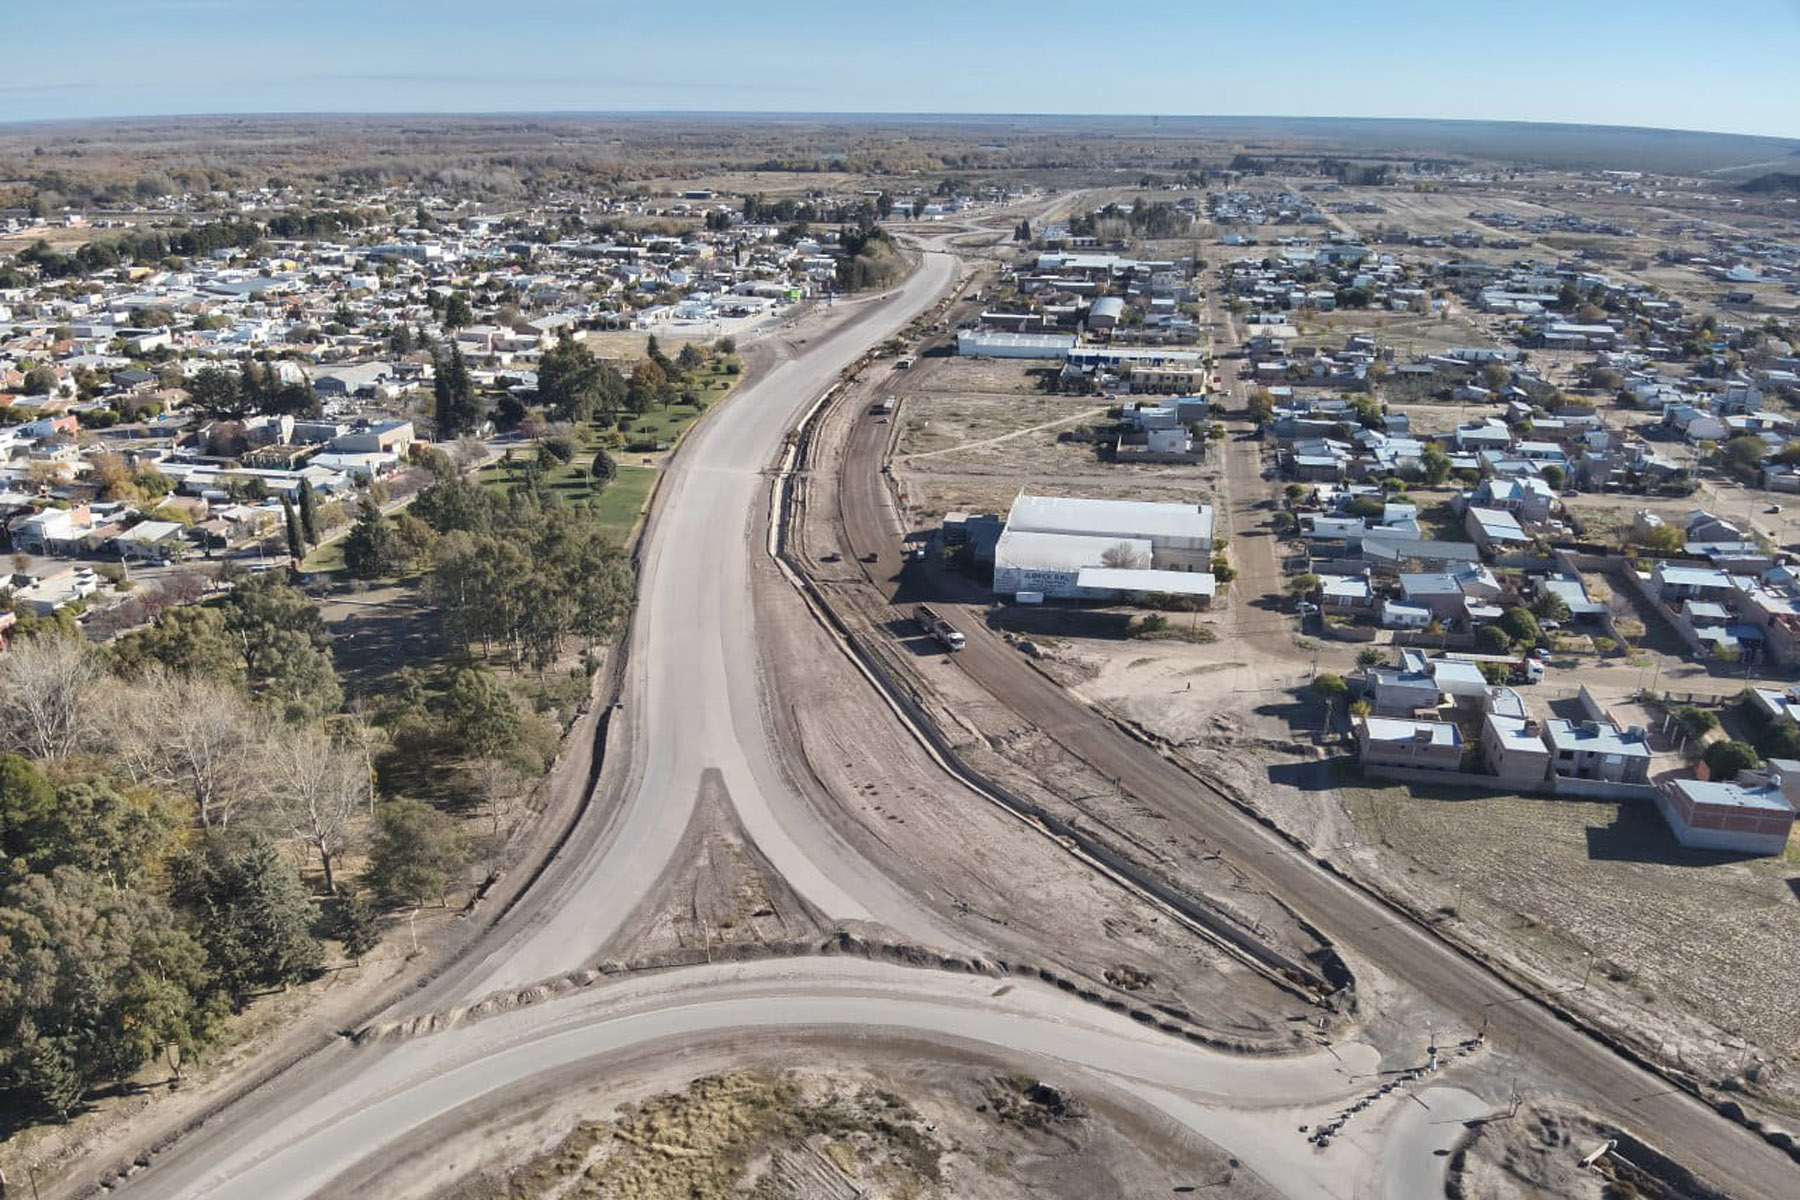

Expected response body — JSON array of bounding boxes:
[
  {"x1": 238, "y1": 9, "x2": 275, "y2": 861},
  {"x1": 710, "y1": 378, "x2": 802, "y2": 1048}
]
[
  {"x1": 354, "y1": 1040, "x2": 1278, "y2": 1200},
  {"x1": 749, "y1": 543, "x2": 1321, "y2": 1048},
  {"x1": 1451, "y1": 1101, "x2": 1740, "y2": 1200},
  {"x1": 886, "y1": 352, "x2": 1223, "y2": 523},
  {"x1": 779, "y1": 352, "x2": 1345, "y2": 1049}
]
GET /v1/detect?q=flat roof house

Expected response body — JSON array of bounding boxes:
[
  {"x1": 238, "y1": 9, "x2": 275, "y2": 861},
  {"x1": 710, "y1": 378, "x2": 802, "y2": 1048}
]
[
  {"x1": 1482, "y1": 714, "x2": 1552, "y2": 786},
  {"x1": 1367, "y1": 668, "x2": 1441, "y2": 717},
  {"x1": 1356, "y1": 716, "x2": 1462, "y2": 773},
  {"x1": 1542, "y1": 718, "x2": 1652, "y2": 784},
  {"x1": 1657, "y1": 762, "x2": 1799, "y2": 856}
]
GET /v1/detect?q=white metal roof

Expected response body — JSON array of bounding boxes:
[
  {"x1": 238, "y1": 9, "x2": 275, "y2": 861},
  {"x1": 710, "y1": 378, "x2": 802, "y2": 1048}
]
[
  {"x1": 1075, "y1": 567, "x2": 1216, "y2": 597},
  {"x1": 994, "y1": 530, "x2": 1151, "y2": 573},
  {"x1": 1007, "y1": 493, "x2": 1213, "y2": 544}
]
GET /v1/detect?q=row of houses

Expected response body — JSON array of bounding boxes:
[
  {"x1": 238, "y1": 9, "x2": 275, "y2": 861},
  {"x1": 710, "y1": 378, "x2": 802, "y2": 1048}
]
[{"x1": 1355, "y1": 659, "x2": 1795, "y2": 857}]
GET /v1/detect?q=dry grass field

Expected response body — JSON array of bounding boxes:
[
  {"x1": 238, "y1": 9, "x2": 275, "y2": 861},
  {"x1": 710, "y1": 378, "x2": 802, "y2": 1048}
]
[{"x1": 1339, "y1": 775, "x2": 1800, "y2": 1116}]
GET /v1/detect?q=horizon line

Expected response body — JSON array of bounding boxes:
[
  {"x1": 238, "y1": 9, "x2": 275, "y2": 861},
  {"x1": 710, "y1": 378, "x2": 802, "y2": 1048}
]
[{"x1": 1, "y1": 109, "x2": 1795, "y2": 146}]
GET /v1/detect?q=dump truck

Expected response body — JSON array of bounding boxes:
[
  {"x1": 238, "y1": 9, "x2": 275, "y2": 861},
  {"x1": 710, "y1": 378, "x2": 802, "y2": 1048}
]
[{"x1": 913, "y1": 604, "x2": 965, "y2": 651}]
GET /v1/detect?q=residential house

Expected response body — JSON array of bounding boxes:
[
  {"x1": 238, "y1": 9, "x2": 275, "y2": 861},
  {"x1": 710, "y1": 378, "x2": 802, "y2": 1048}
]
[
  {"x1": 1657, "y1": 764, "x2": 1798, "y2": 856},
  {"x1": 1356, "y1": 716, "x2": 1463, "y2": 772},
  {"x1": 1366, "y1": 667, "x2": 1442, "y2": 716},
  {"x1": 1464, "y1": 506, "x2": 1530, "y2": 554},
  {"x1": 1482, "y1": 714, "x2": 1552, "y2": 786},
  {"x1": 1470, "y1": 476, "x2": 1554, "y2": 524},
  {"x1": 1541, "y1": 718, "x2": 1652, "y2": 783},
  {"x1": 1649, "y1": 562, "x2": 1737, "y2": 607}
]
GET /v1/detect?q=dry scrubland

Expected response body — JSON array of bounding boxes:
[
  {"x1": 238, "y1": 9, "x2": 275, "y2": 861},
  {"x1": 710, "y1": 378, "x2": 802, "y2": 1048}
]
[{"x1": 444, "y1": 1067, "x2": 1260, "y2": 1200}]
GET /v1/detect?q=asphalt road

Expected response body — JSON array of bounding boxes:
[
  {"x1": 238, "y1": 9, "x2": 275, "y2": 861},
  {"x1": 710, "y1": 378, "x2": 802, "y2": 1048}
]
[{"x1": 829, "y1": 282, "x2": 1799, "y2": 1198}]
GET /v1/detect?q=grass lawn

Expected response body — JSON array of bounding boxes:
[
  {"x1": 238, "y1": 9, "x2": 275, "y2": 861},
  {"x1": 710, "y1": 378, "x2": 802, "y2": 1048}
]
[
  {"x1": 476, "y1": 357, "x2": 740, "y2": 545},
  {"x1": 588, "y1": 466, "x2": 659, "y2": 544},
  {"x1": 300, "y1": 538, "x2": 345, "y2": 573}
]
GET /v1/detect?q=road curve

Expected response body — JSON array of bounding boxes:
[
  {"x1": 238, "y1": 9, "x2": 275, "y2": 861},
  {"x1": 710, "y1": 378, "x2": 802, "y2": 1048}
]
[
  {"x1": 418, "y1": 250, "x2": 969, "y2": 1003},
  {"x1": 118, "y1": 959, "x2": 1402, "y2": 1200}
]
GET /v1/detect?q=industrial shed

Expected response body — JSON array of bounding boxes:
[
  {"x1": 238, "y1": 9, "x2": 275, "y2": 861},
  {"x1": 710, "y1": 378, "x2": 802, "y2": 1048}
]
[{"x1": 990, "y1": 494, "x2": 1216, "y2": 601}]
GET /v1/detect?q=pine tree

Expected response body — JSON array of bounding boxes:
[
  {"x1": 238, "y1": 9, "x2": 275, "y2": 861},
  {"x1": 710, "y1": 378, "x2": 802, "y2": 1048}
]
[
  {"x1": 173, "y1": 838, "x2": 322, "y2": 1004},
  {"x1": 443, "y1": 292, "x2": 473, "y2": 330},
  {"x1": 297, "y1": 478, "x2": 320, "y2": 545},
  {"x1": 327, "y1": 885, "x2": 381, "y2": 963},
  {"x1": 17, "y1": 1033, "x2": 85, "y2": 1120},
  {"x1": 342, "y1": 498, "x2": 396, "y2": 580},
  {"x1": 433, "y1": 344, "x2": 479, "y2": 438},
  {"x1": 282, "y1": 497, "x2": 304, "y2": 563}
]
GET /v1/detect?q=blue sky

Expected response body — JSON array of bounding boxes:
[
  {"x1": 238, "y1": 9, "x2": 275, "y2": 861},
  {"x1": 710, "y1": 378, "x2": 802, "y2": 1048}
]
[{"x1": 6, "y1": 0, "x2": 1798, "y2": 138}]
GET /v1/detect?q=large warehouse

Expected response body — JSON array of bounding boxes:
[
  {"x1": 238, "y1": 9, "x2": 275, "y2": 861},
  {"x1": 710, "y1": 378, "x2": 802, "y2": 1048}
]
[
  {"x1": 991, "y1": 493, "x2": 1216, "y2": 601},
  {"x1": 955, "y1": 330, "x2": 1078, "y2": 360}
]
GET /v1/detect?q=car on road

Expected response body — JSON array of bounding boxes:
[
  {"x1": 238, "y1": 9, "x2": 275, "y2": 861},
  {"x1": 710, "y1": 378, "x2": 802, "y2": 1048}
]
[
  {"x1": 862, "y1": 551, "x2": 879, "y2": 563},
  {"x1": 1768, "y1": 504, "x2": 1784, "y2": 514}
]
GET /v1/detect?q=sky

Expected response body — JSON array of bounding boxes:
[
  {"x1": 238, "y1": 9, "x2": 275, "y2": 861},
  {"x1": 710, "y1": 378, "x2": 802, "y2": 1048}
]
[{"x1": 6, "y1": 0, "x2": 1799, "y2": 139}]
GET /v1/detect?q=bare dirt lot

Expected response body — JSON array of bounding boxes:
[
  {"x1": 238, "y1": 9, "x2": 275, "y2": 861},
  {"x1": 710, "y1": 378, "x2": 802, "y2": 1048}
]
[
  {"x1": 1452, "y1": 1102, "x2": 1738, "y2": 1200},
  {"x1": 1336, "y1": 774, "x2": 1800, "y2": 1119},
  {"x1": 886, "y1": 353, "x2": 1220, "y2": 523}
]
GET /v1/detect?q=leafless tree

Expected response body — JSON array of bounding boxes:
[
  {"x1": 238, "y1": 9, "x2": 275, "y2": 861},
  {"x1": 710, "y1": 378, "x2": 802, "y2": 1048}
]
[
  {"x1": 269, "y1": 723, "x2": 370, "y2": 894},
  {"x1": 107, "y1": 671, "x2": 266, "y2": 830},
  {"x1": 0, "y1": 635, "x2": 103, "y2": 760},
  {"x1": 1099, "y1": 541, "x2": 1149, "y2": 570},
  {"x1": 161, "y1": 567, "x2": 215, "y2": 606}
]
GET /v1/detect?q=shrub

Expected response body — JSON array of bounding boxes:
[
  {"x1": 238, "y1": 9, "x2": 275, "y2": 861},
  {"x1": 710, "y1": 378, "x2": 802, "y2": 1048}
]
[{"x1": 1703, "y1": 740, "x2": 1759, "y2": 779}]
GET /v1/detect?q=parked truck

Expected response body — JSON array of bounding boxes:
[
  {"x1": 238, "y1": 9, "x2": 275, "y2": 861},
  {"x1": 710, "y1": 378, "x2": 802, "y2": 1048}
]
[{"x1": 914, "y1": 604, "x2": 965, "y2": 652}]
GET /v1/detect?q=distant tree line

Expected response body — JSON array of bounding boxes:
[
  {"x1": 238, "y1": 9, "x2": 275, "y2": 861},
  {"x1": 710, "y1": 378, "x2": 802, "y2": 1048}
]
[
  {"x1": 17, "y1": 220, "x2": 265, "y2": 278},
  {"x1": 1068, "y1": 199, "x2": 1191, "y2": 240}
]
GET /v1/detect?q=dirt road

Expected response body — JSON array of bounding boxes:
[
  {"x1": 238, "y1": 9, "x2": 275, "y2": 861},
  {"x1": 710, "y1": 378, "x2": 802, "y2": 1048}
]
[{"x1": 821, "y1": 268, "x2": 1800, "y2": 1198}]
